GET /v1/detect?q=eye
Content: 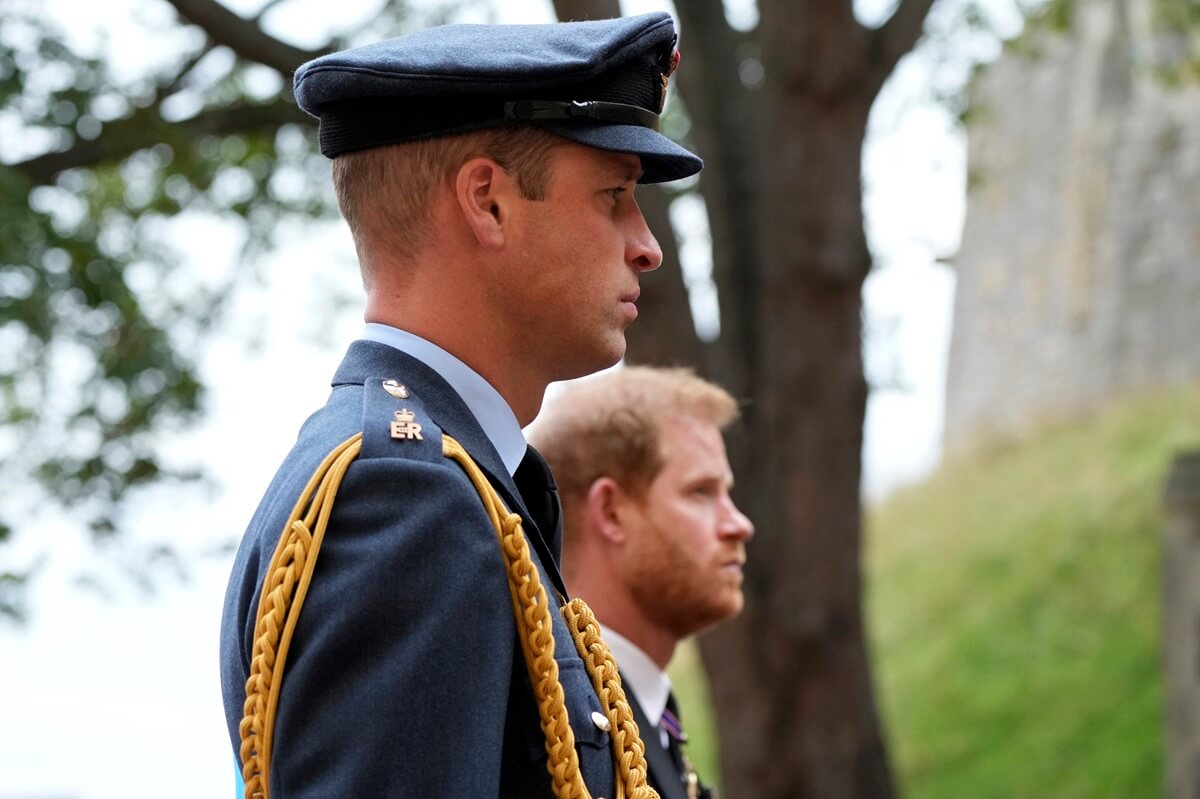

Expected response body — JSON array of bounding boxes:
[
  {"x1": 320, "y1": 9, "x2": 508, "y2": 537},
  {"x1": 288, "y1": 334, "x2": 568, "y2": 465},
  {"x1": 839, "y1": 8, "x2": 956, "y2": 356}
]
[{"x1": 606, "y1": 187, "x2": 626, "y2": 202}]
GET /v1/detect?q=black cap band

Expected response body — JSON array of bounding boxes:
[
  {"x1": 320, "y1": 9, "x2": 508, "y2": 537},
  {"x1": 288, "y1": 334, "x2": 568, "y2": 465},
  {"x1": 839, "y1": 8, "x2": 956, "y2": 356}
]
[
  {"x1": 317, "y1": 94, "x2": 661, "y2": 158},
  {"x1": 503, "y1": 99, "x2": 660, "y2": 131}
]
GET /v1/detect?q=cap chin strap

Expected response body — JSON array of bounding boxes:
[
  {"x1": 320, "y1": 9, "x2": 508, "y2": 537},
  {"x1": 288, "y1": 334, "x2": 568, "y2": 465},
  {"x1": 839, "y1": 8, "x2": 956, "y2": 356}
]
[
  {"x1": 239, "y1": 432, "x2": 660, "y2": 799},
  {"x1": 505, "y1": 99, "x2": 660, "y2": 131}
]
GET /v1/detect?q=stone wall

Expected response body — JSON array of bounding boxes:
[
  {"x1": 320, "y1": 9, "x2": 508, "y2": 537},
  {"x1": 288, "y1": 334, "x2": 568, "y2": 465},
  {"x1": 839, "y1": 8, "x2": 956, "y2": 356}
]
[{"x1": 944, "y1": 0, "x2": 1200, "y2": 451}]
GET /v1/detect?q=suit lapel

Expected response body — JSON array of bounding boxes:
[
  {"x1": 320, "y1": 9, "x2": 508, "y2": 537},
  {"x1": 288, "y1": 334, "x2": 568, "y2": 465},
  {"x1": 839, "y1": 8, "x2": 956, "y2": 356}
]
[
  {"x1": 627, "y1": 690, "x2": 688, "y2": 799},
  {"x1": 331, "y1": 339, "x2": 569, "y2": 598}
]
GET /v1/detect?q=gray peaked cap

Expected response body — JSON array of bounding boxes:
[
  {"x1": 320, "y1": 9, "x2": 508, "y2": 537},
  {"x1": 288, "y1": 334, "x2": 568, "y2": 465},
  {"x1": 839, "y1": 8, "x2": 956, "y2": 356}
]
[{"x1": 292, "y1": 13, "x2": 702, "y2": 184}]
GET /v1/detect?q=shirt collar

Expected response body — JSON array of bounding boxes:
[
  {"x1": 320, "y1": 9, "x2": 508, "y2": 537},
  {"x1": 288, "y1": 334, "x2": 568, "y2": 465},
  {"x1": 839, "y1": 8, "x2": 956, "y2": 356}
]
[
  {"x1": 362, "y1": 323, "x2": 527, "y2": 476},
  {"x1": 601, "y1": 626, "x2": 672, "y2": 729}
]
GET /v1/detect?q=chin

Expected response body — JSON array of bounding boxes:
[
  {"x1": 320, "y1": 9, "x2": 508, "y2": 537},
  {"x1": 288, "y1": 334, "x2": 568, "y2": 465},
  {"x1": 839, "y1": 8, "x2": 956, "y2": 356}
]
[
  {"x1": 718, "y1": 593, "x2": 745, "y2": 620},
  {"x1": 579, "y1": 342, "x2": 627, "y2": 379},
  {"x1": 603, "y1": 334, "x2": 627, "y2": 365}
]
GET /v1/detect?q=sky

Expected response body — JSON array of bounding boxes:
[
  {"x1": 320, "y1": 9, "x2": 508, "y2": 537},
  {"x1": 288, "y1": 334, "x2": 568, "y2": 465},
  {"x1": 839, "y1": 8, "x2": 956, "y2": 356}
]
[{"x1": 0, "y1": 0, "x2": 969, "y2": 796}]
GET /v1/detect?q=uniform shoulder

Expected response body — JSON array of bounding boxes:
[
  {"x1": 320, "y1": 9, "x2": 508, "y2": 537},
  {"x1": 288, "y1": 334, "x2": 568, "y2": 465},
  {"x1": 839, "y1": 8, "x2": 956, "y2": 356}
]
[{"x1": 356, "y1": 376, "x2": 444, "y2": 464}]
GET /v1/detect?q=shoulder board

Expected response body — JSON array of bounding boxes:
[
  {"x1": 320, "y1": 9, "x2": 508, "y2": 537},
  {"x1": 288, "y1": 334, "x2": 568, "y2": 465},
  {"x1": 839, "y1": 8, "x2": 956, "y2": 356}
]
[{"x1": 359, "y1": 377, "x2": 444, "y2": 463}]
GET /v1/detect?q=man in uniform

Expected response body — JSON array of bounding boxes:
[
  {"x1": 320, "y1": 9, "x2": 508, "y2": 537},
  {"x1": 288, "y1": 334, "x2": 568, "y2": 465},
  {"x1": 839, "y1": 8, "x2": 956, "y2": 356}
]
[
  {"x1": 528, "y1": 367, "x2": 755, "y2": 799},
  {"x1": 218, "y1": 13, "x2": 701, "y2": 797}
]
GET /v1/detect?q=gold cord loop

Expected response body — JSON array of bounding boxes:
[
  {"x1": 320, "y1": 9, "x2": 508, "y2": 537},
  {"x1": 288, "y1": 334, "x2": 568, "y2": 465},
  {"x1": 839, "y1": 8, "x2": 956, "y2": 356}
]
[
  {"x1": 240, "y1": 433, "x2": 363, "y2": 798},
  {"x1": 240, "y1": 432, "x2": 658, "y2": 799}
]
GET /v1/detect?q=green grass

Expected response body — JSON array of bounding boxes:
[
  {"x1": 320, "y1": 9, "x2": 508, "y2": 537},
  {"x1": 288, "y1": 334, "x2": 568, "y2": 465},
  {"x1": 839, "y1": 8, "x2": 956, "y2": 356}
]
[{"x1": 867, "y1": 385, "x2": 1200, "y2": 798}]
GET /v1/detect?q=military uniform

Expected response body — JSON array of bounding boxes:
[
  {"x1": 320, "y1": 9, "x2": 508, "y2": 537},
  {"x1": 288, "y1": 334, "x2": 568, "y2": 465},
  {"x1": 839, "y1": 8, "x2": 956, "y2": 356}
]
[
  {"x1": 221, "y1": 338, "x2": 620, "y2": 795},
  {"x1": 219, "y1": 12, "x2": 701, "y2": 797}
]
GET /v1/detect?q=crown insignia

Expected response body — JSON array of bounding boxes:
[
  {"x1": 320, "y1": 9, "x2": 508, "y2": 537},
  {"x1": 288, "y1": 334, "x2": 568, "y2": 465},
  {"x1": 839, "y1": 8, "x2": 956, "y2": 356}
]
[{"x1": 390, "y1": 407, "x2": 425, "y2": 441}]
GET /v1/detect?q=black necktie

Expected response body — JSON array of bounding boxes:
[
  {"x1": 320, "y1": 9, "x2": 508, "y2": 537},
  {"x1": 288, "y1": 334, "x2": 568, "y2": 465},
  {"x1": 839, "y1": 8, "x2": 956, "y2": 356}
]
[{"x1": 512, "y1": 445, "x2": 562, "y2": 561}]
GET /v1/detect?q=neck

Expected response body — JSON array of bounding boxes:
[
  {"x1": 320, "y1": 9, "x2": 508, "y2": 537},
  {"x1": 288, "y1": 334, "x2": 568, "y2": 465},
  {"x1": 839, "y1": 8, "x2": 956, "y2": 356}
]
[
  {"x1": 364, "y1": 264, "x2": 550, "y2": 426},
  {"x1": 611, "y1": 620, "x2": 676, "y2": 671},
  {"x1": 566, "y1": 563, "x2": 677, "y2": 669}
]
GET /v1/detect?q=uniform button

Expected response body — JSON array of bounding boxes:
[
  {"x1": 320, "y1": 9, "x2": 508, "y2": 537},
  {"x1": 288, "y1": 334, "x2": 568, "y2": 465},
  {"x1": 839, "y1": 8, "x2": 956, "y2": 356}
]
[
  {"x1": 590, "y1": 711, "x2": 611, "y2": 731},
  {"x1": 381, "y1": 379, "x2": 410, "y2": 398}
]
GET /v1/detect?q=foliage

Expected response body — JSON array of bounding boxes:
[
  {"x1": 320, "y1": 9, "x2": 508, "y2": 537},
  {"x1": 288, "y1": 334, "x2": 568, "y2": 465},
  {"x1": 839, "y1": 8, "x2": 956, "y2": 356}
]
[
  {"x1": 1031, "y1": 0, "x2": 1076, "y2": 33},
  {"x1": 1153, "y1": 0, "x2": 1200, "y2": 83},
  {"x1": 0, "y1": 2, "x2": 337, "y2": 620},
  {"x1": 1007, "y1": 0, "x2": 1200, "y2": 81},
  {"x1": 866, "y1": 385, "x2": 1200, "y2": 798}
]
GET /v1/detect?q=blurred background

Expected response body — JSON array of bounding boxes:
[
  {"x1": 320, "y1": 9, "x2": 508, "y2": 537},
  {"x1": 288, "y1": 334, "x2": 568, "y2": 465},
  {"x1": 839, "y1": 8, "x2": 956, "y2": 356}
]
[{"x1": 1, "y1": 0, "x2": 1197, "y2": 796}]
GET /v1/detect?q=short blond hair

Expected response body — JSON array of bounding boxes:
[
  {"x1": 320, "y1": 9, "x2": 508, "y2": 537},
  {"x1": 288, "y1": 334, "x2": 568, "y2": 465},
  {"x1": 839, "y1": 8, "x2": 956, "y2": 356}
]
[
  {"x1": 332, "y1": 126, "x2": 566, "y2": 282},
  {"x1": 529, "y1": 366, "x2": 740, "y2": 502}
]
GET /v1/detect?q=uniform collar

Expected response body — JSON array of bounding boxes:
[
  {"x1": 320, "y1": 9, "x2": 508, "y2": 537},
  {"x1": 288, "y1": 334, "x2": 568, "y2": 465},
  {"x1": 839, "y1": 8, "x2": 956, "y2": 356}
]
[
  {"x1": 601, "y1": 626, "x2": 672, "y2": 731},
  {"x1": 363, "y1": 323, "x2": 526, "y2": 476}
]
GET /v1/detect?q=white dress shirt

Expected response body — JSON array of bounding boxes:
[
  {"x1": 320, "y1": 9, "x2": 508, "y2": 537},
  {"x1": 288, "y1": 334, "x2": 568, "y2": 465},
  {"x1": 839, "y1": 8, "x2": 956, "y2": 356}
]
[{"x1": 362, "y1": 323, "x2": 527, "y2": 476}]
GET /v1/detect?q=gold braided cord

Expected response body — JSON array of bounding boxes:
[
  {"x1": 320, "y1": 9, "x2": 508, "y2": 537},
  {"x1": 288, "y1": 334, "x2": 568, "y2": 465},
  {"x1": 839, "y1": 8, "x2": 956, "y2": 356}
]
[
  {"x1": 442, "y1": 435, "x2": 588, "y2": 798},
  {"x1": 239, "y1": 434, "x2": 363, "y2": 799},
  {"x1": 563, "y1": 598, "x2": 658, "y2": 799},
  {"x1": 238, "y1": 430, "x2": 659, "y2": 799},
  {"x1": 442, "y1": 436, "x2": 659, "y2": 799}
]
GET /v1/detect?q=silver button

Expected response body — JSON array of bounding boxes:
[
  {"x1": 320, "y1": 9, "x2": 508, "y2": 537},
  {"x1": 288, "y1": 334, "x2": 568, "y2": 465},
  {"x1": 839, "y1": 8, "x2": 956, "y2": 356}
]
[
  {"x1": 382, "y1": 379, "x2": 410, "y2": 399},
  {"x1": 590, "y1": 711, "x2": 611, "y2": 731}
]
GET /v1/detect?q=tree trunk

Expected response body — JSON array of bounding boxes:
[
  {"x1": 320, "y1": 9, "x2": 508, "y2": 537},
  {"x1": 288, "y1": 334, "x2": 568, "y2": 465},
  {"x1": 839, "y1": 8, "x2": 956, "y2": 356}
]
[
  {"x1": 702, "y1": 91, "x2": 891, "y2": 796},
  {"x1": 549, "y1": 0, "x2": 940, "y2": 795}
]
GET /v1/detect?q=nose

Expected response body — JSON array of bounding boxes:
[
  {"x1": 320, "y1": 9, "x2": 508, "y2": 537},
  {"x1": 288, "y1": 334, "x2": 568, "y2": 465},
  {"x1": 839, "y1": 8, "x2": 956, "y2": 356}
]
[
  {"x1": 626, "y1": 201, "x2": 663, "y2": 273},
  {"x1": 718, "y1": 497, "x2": 755, "y2": 542}
]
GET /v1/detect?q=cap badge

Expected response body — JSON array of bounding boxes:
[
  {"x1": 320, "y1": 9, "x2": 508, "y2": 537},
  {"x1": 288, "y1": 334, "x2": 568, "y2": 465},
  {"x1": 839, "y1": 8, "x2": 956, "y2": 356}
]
[
  {"x1": 390, "y1": 408, "x2": 425, "y2": 441},
  {"x1": 382, "y1": 379, "x2": 410, "y2": 399},
  {"x1": 659, "y1": 49, "x2": 681, "y2": 112}
]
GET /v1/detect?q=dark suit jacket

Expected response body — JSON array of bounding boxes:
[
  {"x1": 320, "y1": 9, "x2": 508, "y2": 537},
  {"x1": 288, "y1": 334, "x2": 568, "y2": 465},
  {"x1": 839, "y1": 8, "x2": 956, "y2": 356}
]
[
  {"x1": 627, "y1": 691, "x2": 688, "y2": 799},
  {"x1": 219, "y1": 340, "x2": 614, "y2": 797}
]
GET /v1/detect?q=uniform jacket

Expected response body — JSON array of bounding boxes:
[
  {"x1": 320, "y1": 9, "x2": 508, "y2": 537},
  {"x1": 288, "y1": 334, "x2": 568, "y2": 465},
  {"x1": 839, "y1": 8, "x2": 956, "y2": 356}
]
[{"x1": 219, "y1": 340, "x2": 615, "y2": 797}]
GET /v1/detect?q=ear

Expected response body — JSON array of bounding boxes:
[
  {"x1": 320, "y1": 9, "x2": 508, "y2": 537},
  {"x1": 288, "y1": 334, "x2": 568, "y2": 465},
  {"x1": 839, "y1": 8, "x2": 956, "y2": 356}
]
[
  {"x1": 584, "y1": 476, "x2": 634, "y2": 545},
  {"x1": 454, "y1": 156, "x2": 516, "y2": 250}
]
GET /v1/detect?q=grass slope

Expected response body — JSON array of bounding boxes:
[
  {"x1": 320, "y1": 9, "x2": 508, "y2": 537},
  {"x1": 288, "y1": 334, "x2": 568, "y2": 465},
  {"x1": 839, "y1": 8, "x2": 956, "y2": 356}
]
[{"x1": 867, "y1": 386, "x2": 1200, "y2": 798}]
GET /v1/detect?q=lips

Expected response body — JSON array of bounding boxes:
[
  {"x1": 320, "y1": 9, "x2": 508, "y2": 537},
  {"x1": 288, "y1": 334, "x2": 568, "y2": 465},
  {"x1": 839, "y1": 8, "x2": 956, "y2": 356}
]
[
  {"x1": 721, "y1": 551, "x2": 746, "y2": 574},
  {"x1": 619, "y1": 290, "x2": 640, "y2": 320}
]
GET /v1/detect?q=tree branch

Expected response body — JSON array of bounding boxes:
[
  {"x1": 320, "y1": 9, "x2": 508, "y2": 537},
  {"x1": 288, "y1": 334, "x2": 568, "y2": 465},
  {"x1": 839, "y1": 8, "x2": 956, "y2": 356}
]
[
  {"x1": 870, "y1": 0, "x2": 938, "y2": 82},
  {"x1": 161, "y1": 0, "x2": 324, "y2": 75},
  {"x1": 149, "y1": 42, "x2": 217, "y2": 108},
  {"x1": 251, "y1": 0, "x2": 293, "y2": 22},
  {"x1": 9, "y1": 97, "x2": 311, "y2": 185}
]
